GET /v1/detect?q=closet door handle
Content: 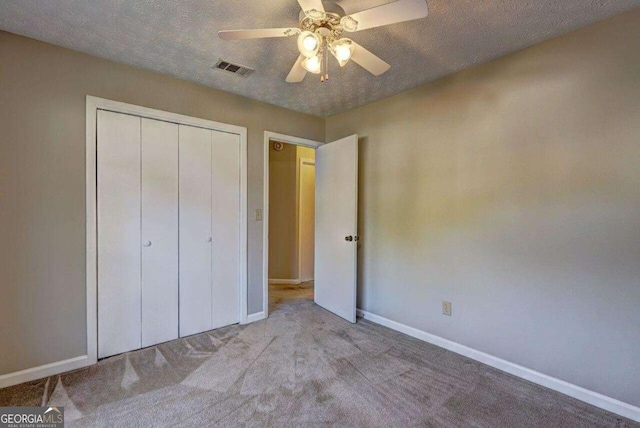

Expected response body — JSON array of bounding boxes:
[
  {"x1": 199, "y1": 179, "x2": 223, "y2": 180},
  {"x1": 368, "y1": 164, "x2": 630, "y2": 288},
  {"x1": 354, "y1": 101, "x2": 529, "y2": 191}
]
[
  {"x1": 206, "y1": 237, "x2": 212, "y2": 242},
  {"x1": 143, "y1": 240, "x2": 152, "y2": 247}
]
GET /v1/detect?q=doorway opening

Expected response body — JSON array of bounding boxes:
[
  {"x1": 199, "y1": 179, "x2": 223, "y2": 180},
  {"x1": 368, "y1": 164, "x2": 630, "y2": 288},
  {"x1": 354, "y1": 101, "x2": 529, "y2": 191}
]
[
  {"x1": 268, "y1": 140, "x2": 316, "y2": 312},
  {"x1": 263, "y1": 132, "x2": 322, "y2": 317}
]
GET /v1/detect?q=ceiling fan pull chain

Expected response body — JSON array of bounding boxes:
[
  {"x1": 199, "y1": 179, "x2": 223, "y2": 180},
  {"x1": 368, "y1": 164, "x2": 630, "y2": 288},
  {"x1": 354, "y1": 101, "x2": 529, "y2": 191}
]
[
  {"x1": 325, "y1": 43, "x2": 329, "y2": 81},
  {"x1": 320, "y1": 43, "x2": 324, "y2": 82}
]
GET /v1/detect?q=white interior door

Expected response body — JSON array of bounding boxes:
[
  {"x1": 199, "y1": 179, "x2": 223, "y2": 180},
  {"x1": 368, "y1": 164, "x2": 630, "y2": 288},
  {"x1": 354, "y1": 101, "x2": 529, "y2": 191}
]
[
  {"x1": 299, "y1": 158, "x2": 315, "y2": 283},
  {"x1": 211, "y1": 131, "x2": 241, "y2": 329},
  {"x1": 179, "y1": 125, "x2": 213, "y2": 337},
  {"x1": 314, "y1": 135, "x2": 358, "y2": 323},
  {"x1": 97, "y1": 110, "x2": 142, "y2": 358},
  {"x1": 141, "y1": 118, "x2": 179, "y2": 347}
]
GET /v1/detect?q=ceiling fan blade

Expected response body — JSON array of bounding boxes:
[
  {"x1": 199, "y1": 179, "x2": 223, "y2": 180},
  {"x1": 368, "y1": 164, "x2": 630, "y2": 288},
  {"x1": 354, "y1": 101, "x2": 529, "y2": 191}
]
[
  {"x1": 218, "y1": 28, "x2": 300, "y2": 40},
  {"x1": 350, "y1": 42, "x2": 391, "y2": 76},
  {"x1": 297, "y1": 0, "x2": 325, "y2": 16},
  {"x1": 345, "y1": 0, "x2": 428, "y2": 32},
  {"x1": 286, "y1": 55, "x2": 308, "y2": 83}
]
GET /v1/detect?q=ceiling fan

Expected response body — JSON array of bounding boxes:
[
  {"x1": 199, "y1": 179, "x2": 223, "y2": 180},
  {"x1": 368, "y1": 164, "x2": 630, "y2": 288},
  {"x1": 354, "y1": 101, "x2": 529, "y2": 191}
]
[{"x1": 218, "y1": 0, "x2": 429, "y2": 83}]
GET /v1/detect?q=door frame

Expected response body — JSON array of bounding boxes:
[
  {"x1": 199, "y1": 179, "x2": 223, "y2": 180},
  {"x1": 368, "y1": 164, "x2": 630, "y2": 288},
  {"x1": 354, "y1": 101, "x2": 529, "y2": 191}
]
[
  {"x1": 263, "y1": 131, "x2": 323, "y2": 318},
  {"x1": 86, "y1": 95, "x2": 248, "y2": 364}
]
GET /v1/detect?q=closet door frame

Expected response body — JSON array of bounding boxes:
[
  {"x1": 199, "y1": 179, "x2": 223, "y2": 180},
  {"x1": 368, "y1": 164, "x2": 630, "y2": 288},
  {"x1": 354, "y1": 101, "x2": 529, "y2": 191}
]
[{"x1": 86, "y1": 96, "x2": 248, "y2": 364}]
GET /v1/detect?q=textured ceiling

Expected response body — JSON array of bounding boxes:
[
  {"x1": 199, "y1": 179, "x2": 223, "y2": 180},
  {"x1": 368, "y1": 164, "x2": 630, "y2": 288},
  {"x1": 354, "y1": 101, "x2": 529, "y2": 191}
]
[{"x1": 1, "y1": 0, "x2": 637, "y2": 117}]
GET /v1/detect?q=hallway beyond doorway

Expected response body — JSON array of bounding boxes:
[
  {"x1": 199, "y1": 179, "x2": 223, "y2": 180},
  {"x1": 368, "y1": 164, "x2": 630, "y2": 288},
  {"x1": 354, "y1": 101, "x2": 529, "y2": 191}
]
[{"x1": 269, "y1": 281, "x2": 314, "y2": 313}]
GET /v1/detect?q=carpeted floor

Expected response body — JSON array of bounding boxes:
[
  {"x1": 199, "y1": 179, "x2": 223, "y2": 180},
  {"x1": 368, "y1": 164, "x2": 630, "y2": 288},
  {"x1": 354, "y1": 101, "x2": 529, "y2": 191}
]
[{"x1": 1, "y1": 287, "x2": 636, "y2": 427}]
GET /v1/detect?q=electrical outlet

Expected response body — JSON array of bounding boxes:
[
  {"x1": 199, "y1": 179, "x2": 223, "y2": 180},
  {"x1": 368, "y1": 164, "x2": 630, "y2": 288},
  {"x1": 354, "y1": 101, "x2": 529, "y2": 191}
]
[
  {"x1": 254, "y1": 209, "x2": 263, "y2": 221},
  {"x1": 442, "y1": 301, "x2": 452, "y2": 316}
]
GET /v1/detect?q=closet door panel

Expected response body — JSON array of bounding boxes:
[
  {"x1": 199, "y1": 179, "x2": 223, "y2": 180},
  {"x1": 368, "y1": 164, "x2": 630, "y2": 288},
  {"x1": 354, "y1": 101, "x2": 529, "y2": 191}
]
[
  {"x1": 211, "y1": 131, "x2": 241, "y2": 329},
  {"x1": 141, "y1": 118, "x2": 179, "y2": 347},
  {"x1": 179, "y1": 125, "x2": 213, "y2": 336},
  {"x1": 97, "y1": 110, "x2": 142, "y2": 358}
]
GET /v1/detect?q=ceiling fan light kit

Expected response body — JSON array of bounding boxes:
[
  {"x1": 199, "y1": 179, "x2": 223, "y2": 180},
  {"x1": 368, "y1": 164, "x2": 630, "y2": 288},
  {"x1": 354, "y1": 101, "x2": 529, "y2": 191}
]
[{"x1": 218, "y1": 0, "x2": 429, "y2": 83}]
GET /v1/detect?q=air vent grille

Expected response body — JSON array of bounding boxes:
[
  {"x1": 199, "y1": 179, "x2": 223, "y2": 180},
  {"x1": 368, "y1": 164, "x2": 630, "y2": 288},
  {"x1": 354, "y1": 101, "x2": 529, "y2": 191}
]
[{"x1": 213, "y1": 59, "x2": 254, "y2": 77}]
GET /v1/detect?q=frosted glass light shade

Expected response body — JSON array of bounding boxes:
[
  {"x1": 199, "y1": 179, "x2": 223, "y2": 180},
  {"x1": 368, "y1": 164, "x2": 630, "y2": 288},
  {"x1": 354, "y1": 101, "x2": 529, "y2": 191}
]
[
  {"x1": 297, "y1": 31, "x2": 320, "y2": 58},
  {"x1": 302, "y1": 55, "x2": 322, "y2": 74},
  {"x1": 330, "y1": 39, "x2": 354, "y2": 67}
]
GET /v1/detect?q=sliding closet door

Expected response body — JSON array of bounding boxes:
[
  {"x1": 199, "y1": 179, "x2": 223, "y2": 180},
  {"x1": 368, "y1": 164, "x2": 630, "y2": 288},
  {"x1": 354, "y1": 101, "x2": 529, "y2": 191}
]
[
  {"x1": 179, "y1": 125, "x2": 213, "y2": 337},
  {"x1": 97, "y1": 110, "x2": 141, "y2": 359},
  {"x1": 211, "y1": 131, "x2": 241, "y2": 329},
  {"x1": 141, "y1": 118, "x2": 179, "y2": 347}
]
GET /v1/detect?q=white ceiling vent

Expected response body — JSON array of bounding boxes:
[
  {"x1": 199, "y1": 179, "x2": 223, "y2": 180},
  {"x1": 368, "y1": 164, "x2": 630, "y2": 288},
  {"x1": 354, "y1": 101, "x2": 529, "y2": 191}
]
[{"x1": 213, "y1": 59, "x2": 254, "y2": 77}]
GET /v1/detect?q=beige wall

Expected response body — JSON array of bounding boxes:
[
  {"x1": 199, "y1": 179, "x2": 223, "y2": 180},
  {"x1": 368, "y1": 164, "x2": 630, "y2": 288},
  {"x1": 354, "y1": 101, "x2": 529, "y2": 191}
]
[
  {"x1": 268, "y1": 143, "x2": 315, "y2": 280},
  {"x1": 326, "y1": 10, "x2": 640, "y2": 407},
  {"x1": 0, "y1": 31, "x2": 324, "y2": 375}
]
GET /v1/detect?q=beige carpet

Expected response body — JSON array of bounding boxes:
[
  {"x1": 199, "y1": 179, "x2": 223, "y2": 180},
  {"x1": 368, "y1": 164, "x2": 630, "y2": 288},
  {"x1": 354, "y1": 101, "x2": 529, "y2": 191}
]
[{"x1": 1, "y1": 288, "x2": 636, "y2": 427}]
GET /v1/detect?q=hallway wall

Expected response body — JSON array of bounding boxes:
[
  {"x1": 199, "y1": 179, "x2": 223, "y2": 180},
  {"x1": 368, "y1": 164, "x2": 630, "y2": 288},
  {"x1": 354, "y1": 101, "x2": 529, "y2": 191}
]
[
  {"x1": 268, "y1": 143, "x2": 315, "y2": 281},
  {"x1": 268, "y1": 143, "x2": 298, "y2": 280}
]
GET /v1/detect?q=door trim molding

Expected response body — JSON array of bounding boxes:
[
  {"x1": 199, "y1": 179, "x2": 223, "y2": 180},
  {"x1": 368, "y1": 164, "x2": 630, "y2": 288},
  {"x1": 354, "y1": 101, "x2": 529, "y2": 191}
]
[
  {"x1": 0, "y1": 356, "x2": 93, "y2": 389},
  {"x1": 87, "y1": 95, "x2": 249, "y2": 365},
  {"x1": 246, "y1": 311, "x2": 266, "y2": 324},
  {"x1": 356, "y1": 309, "x2": 640, "y2": 423},
  {"x1": 263, "y1": 132, "x2": 323, "y2": 319}
]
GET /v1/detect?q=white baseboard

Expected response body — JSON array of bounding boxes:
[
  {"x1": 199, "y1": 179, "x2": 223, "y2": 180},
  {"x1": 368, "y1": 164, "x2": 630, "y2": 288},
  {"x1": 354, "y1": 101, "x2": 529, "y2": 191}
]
[
  {"x1": 356, "y1": 309, "x2": 640, "y2": 423},
  {"x1": 245, "y1": 311, "x2": 266, "y2": 324},
  {"x1": 268, "y1": 279, "x2": 301, "y2": 285},
  {"x1": 0, "y1": 355, "x2": 94, "y2": 389}
]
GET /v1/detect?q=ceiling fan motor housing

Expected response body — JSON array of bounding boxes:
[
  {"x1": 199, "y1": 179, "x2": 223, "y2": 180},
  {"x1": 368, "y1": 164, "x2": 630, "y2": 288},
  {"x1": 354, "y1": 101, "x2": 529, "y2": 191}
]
[{"x1": 301, "y1": 12, "x2": 344, "y2": 42}]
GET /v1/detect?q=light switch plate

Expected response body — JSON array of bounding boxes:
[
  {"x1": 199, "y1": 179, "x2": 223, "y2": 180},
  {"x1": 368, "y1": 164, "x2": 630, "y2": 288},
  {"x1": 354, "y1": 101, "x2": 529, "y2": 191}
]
[
  {"x1": 254, "y1": 209, "x2": 263, "y2": 221},
  {"x1": 442, "y1": 301, "x2": 452, "y2": 316}
]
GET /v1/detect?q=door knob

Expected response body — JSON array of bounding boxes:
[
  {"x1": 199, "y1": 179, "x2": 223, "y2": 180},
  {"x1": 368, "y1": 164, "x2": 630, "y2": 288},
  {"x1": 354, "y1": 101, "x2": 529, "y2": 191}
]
[
  {"x1": 143, "y1": 240, "x2": 152, "y2": 247},
  {"x1": 207, "y1": 237, "x2": 212, "y2": 242},
  {"x1": 345, "y1": 236, "x2": 353, "y2": 241},
  {"x1": 354, "y1": 236, "x2": 360, "y2": 241}
]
